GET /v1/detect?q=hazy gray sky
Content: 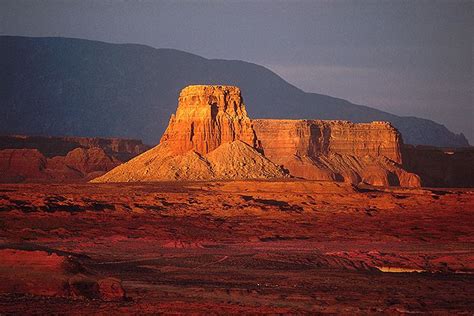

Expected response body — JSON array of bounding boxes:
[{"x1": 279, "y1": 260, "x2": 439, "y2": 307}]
[{"x1": 1, "y1": 0, "x2": 472, "y2": 142}]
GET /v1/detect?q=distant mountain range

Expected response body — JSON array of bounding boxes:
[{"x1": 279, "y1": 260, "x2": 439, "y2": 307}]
[{"x1": 0, "y1": 36, "x2": 469, "y2": 147}]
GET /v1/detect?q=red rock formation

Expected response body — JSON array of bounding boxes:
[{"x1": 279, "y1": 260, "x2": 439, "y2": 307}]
[
  {"x1": 94, "y1": 85, "x2": 420, "y2": 186},
  {"x1": 47, "y1": 147, "x2": 121, "y2": 181},
  {"x1": 253, "y1": 119, "x2": 420, "y2": 187},
  {"x1": 0, "y1": 135, "x2": 148, "y2": 159},
  {"x1": 0, "y1": 149, "x2": 49, "y2": 182},
  {"x1": 93, "y1": 86, "x2": 285, "y2": 182},
  {"x1": 254, "y1": 119, "x2": 402, "y2": 163},
  {"x1": 160, "y1": 85, "x2": 257, "y2": 154},
  {"x1": 0, "y1": 248, "x2": 125, "y2": 301},
  {"x1": 93, "y1": 85, "x2": 285, "y2": 182},
  {"x1": 0, "y1": 148, "x2": 121, "y2": 183},
  {"x1": 0, "y1": 136, "x2": 148, "y2": 183},
  {"x1": 56, "y1": 147, "x2": 120, "y2": 175}
]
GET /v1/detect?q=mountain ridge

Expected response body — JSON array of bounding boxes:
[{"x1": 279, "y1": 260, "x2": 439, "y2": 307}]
[{"x1": 0, "y1": 35, "x2": 469, "y2": 147}]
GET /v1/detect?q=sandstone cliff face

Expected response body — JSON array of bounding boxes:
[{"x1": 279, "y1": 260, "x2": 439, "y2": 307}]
[
  {"x1": 94, "y1": 85, "x2": 419, "y2": 186},
  {"x1": 93, "y1": 85, "x2": 285, "y2": 182},
  {"x1": 253, "y1": 119, "x2": 420, "y2": 187},
  {"x1": 160, "y1": 85, "x2": 257, "y2": 154},
  {"x1": 253, "y1": 119, "x2": 402, "y2": 163},
  {"x1": 94, "y1": 85, "x2": 421, "y2": 186}
]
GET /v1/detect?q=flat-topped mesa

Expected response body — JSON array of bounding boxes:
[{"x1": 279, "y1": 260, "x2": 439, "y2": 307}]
[
  {"x1": 253, "y1": 119, "x2": 402, "y2": 164},
  {"x1": 92, "y1": 85, "x2": 419, "y2": 186},
  {"x1": 253, "y1": 119, "x2": 419, "y2": 187},
  {"x1": 160, "y1": 85, "x2": 257, "y2": 155},
  {"x1": 321, "y1": 120, "x2": 402, "y2": 163}
]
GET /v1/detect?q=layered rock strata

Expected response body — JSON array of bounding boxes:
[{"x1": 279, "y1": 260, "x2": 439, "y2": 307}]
[
  {"x1": 160, "y1": 85, "x2": 257, "y2": 154},
  {"x1": 93, "y1": 85, "x2": 419, "y2": 187},
  {"x1": 93, "y1": 85, "x2": 285, "y2": 182},
  {"x1": 253, "y1": 119, "x2": 419, "y2": 187},
  {"x1": 255, "y1": 120, "x2": 402, "y2": 162}
]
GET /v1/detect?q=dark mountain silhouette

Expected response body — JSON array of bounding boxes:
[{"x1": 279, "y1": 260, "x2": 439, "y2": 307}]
[{"x1": 0, "y1": 36, "x2": 469, "y2": 147}]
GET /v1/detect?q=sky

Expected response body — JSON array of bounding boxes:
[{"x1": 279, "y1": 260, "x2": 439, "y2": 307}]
[{"x1": 1, "y1": 0, "x2": 473, "y2": 142}]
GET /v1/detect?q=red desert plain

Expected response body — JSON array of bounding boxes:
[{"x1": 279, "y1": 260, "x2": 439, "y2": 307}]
[
  {"x1": 1, "y1": 181, "x2": 473, "y2": 314},
  {"x1": 1, "y1": 85, "x2": 473, "y2": 314}
]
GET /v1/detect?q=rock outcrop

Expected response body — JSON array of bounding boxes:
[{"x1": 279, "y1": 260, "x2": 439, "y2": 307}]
[
  {"x1": 0, "y1": 136, "x2": 149, "y2": 182},
  {"x1": 0, "y1": 149, "x2": 49, "y2": 182},
  {"x1": 253, "y1": 119, "x2": 420, "y2": 187},
  {"x1": 0, "y1": 147, "x2": 121, "y2": 182},
  {"x1": 46, "y1": 147, "x2": 121, "y2": 181},
  {"x1": 160, "y1": 85, "x2": 257, "y2": 154},
  {"x1": 0, "y1": 135, "x2": 148, "y2": 159},
  {"x1": 255, "y1": 120, "x2": 401, "y2": 163},
  {"x1": 94, "y1": 85, "x2": 419, "y2": 187},
  {"x1": 92, "y1": 86, "x2": 285, "y2": 182},
  {"x1": 0, "y1": 248, "x2": 125, "y2": 301}
]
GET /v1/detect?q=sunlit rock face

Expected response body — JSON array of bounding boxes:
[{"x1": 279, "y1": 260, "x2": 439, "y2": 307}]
[
  {"x1": 253, "y1": 119, "x2": 402, "y2": 163},
  {"x1": 92, "y1": 85, "x2": 284, "y2": 182},
  {"x1": 94, "y1": 84, "x2": 419, "y2": 187},
  {"x1": 253, "y1": 119, "x2": 420, "y2": 187},
  {"x1": 160, "y1": 85, "x2": 257, "y2": 155}
]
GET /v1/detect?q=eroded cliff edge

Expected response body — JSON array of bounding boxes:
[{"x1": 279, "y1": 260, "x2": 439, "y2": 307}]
[
  {"x1": 253, "y1": 119, "x2": 420, "y2": 187},
  {"x1": 92, "y1": 86, "x2": 284, "y2": 182},
  {"x1": 161, "y1": 85, "x2": 257, "y2": 154},
  {"x1": 93, "y1": 85, "x2": 420, "y2": 187}
]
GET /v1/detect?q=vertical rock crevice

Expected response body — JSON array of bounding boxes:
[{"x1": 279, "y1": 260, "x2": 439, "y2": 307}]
[{"x1": 161, "y1": 85, "x2": 257, "y2": 155}]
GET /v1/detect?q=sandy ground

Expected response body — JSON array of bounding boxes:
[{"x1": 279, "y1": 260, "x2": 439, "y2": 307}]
[{"x1": 0, "y1": 180, "x2": 473, "y2": 314}]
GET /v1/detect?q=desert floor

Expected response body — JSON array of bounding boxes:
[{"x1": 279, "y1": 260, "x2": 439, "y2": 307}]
[{"x1": 0, "y1": 180, "x2": 473, "y2": 314}]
